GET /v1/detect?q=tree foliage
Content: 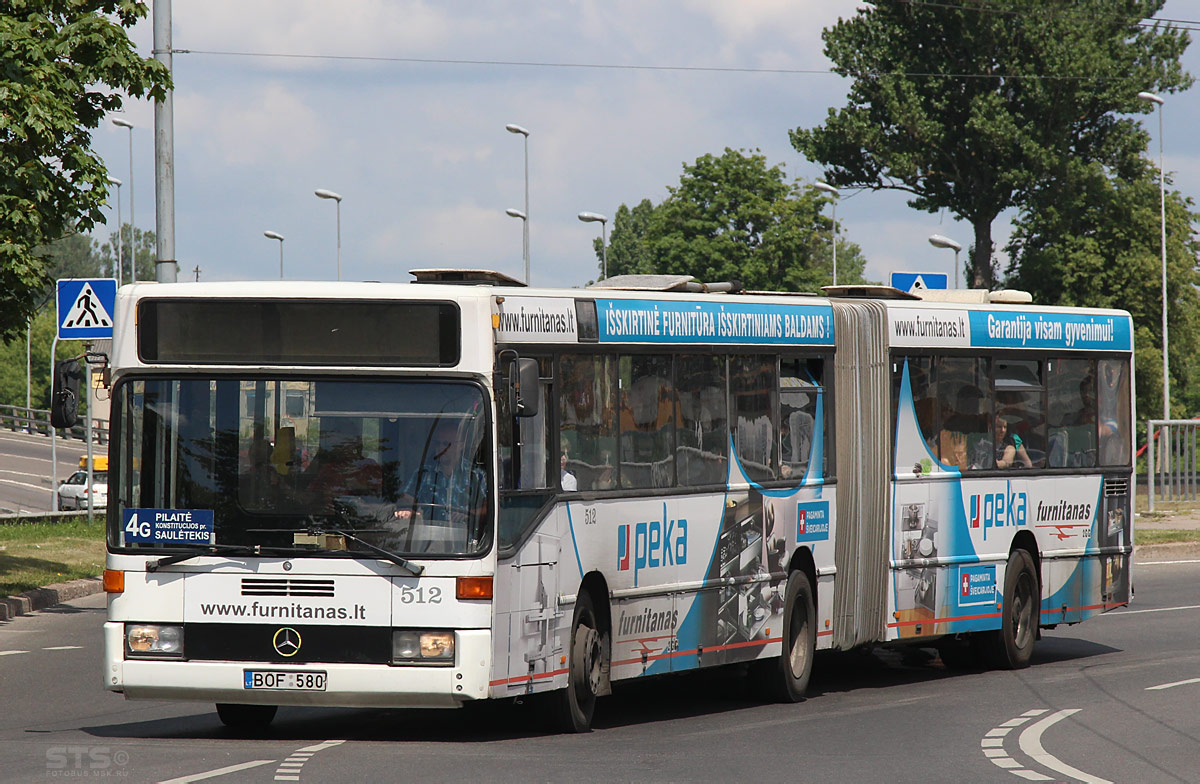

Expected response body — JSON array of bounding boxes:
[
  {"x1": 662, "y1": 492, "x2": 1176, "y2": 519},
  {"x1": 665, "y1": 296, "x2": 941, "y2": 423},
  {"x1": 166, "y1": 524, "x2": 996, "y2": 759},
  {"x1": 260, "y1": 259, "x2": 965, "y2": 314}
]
[
  {"x1": 791, "y1": 0, "x2": 1191, "y2": 288},
  {"x1": 1007, "y1": 159, "x2": 1200, "y2": 418},
  {"x1": 0, "y1": 1, "x2": 169, "y2": 340},
  {"x1": 596, "y1": 148, "x2": 869, "y2": 291}
]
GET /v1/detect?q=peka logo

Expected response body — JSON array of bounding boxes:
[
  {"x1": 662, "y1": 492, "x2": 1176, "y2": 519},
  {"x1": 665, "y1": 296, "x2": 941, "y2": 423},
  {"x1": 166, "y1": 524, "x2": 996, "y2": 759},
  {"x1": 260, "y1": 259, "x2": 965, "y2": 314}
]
[
  {"x1": 616, "y1": 504, "x2": 688, "y2": 587},
  {"x1": 969, "y1": 487, "x2": 1027, "y2": 540}
]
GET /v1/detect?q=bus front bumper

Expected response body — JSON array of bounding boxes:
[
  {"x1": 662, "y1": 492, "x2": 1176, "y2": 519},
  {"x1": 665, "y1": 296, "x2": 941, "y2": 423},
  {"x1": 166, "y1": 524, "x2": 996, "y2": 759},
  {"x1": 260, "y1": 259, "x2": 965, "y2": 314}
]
[{"x1": 103, "y1": 622, "x2": 490, "y2": 709}]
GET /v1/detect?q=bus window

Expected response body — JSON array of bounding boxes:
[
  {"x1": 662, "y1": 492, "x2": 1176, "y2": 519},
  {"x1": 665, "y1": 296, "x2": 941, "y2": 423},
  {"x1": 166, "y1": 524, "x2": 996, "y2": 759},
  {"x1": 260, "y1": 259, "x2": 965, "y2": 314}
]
[
  {"x1": 677, "y1": 355, "x2": 728, "y2": 486},
  {"x1": 780, "y1": 357, "x2": 821, "y2": 479},
  {"x1": 995, "y1": 359, "x2": 1045, "y2": 469},
  {"x1": 731, "y1": 355, "x2": 778, "y2": 482},
  {"x1": 496, "y1": 356, "x2": 551, "y2": 491},
  {"x1": 1098, "y1": 359, "x2": 1131, "y2": 466},
  {"x1": 619, "y1": 355, "x2": 676, "y2": 489},
  {"x1": 935, "y1": 357, "x2": 990, "y2": 470},
  {"x1": 899, "y1": 356, "x2": 938, "y2": 454},
  {"x1": 1047, "y1": 358, "x2": 1095, "y2": 467},
  {"x1": 559, "y1": 354, "x2": 617, "y2": 491}
]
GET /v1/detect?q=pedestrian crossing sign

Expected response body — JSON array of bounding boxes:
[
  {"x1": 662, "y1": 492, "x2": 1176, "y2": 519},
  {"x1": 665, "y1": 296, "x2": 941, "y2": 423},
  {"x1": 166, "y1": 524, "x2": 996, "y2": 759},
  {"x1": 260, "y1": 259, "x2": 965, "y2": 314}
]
[{"x1": 57, "y1": 278, "x2": 117, "y2": 340}]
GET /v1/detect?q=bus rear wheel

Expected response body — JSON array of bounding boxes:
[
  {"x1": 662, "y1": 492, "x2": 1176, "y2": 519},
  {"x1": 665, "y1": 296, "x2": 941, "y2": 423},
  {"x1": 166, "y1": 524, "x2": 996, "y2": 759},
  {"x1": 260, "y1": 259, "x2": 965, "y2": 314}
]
[
  {"x1": 984, "y1": 549, "x2": 1038, "y2": 669},
  {"x1": 556, "y1": 591, "x2": 603, "y2": 733},
  {"x1": 215, "y1": 703, "x2": 277, "y2": 730},
  {"x1": 750, "y1": 569, "x2": 815, "y2": 702}
]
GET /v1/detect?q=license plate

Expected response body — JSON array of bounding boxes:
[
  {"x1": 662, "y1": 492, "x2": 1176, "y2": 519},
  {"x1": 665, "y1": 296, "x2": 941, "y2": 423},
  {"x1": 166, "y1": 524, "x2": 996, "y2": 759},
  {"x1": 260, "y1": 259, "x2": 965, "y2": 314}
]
[{"x1": 243, "y1": 670, "x2": 327, "y2": 691}]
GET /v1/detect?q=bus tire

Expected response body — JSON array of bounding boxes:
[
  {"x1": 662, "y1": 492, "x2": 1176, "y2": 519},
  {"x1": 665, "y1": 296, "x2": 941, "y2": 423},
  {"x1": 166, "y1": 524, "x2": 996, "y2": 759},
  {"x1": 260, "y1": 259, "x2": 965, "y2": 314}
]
[
  {"x1": 750, "y1": 569, "x2": 815, "y2": 703},
  {"x1": 985, "y1": 549, "x2": 1038, "y2": 670},
  {"x1": 215, "y1": 703, "x2": 277, "y2": 729},
  {"x1": 555, "y1": 590, "x2": 603, "y2": 733}
]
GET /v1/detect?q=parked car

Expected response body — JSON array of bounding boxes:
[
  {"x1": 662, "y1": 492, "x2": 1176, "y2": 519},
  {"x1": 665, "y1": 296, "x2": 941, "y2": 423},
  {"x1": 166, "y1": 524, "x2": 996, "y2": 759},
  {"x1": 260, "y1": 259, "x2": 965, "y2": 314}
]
[{"x1": 58, "y1": 470, "x2": 108, "y2": 511}]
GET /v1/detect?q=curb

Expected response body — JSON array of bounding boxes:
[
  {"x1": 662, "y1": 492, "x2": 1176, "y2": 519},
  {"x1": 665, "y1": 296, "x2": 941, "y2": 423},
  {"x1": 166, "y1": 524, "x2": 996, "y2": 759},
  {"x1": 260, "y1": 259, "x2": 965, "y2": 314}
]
[
  {"x1": 1135, "y1": 541, "x2": 1200, "y2": 562},
  {"x1": 0, "y1": 576, "x2": 103, "y2": 622}
]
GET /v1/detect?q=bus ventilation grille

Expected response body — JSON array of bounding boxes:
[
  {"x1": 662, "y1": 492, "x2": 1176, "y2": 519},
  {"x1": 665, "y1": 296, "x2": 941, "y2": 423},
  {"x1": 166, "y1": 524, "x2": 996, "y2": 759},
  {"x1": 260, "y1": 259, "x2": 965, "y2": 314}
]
[
  {"x1": 240, "y1": 578, "x2": 336, "y2": 598},
  {"x1": 1104, "y1": 480, "x2": 1129, "y2": 497}
]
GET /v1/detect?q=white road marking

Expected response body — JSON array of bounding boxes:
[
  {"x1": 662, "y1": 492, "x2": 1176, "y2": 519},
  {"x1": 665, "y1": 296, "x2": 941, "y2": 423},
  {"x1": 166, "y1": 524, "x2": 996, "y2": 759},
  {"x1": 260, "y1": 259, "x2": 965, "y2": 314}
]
[
  {"x1": 1137, "y1": 559, "x2": 1200, "y2": 566},
  {"x1": 272, "y1": 739, "x2": 345, "y2": 781},
  {"x1": 0, "y1": 650, "x2": 30, "y2": 656},
  {"x1": 1146, "y1": 677, "x2": 1200, "y2": 691},
  {"x1": 156, "y1": 759, "x2": 274, "y2": 784},
  {"x1": 1103, "y1": 603, "x2": 1200, "y2": 616},
  {"x1": 979, "y1": 709, "x2": 1054, "y2": 781},
  {"x1": 1018, "y1": 708, "x2": 1112, "y2": 784},
  {"x1": 43, "y1": 645, "x2": 83, "y2": 651}
]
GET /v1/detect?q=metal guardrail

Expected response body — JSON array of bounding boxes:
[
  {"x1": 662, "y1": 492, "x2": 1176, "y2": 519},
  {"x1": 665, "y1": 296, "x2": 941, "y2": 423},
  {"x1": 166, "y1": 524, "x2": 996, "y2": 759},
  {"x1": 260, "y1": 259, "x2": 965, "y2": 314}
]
[
  {"x1": 1147, "y1": 419, "x2": 1200, "y2": 512},
  {"x1": 0, "y1": 404, "x2": 107, "y2": 444}
]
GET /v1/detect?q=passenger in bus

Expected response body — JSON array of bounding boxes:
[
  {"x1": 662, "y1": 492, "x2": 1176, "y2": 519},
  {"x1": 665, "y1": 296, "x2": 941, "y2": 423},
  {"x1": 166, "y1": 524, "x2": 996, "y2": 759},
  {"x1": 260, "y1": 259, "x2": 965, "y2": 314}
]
[
  {"x1": 995, "y1": 415, "x2": 1033, "y2": 469},
  {"x1": 307, "y1": 420, "x2": 382, "y2": 501},
  {"x1": 560, "y1": 438, "x2": 578, "y2": 491}
]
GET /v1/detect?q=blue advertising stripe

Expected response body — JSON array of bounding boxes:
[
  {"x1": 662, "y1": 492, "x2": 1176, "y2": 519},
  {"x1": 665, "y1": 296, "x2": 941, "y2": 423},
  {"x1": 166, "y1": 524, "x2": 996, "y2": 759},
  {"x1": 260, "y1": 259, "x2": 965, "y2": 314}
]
[
  {"x1": 968, "y1": 310, "x2": 1132, "y2": 351},
  {"x1": 596, "y1": 298, "x2": 834, "y2": 346}
]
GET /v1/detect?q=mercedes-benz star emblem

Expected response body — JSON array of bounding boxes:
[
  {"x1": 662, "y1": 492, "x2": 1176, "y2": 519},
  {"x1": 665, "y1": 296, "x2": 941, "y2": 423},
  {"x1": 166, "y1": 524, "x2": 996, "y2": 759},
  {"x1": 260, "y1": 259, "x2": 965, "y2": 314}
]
[{"x1": 272, "y1": 627, "x2": 302, "y2": 657}]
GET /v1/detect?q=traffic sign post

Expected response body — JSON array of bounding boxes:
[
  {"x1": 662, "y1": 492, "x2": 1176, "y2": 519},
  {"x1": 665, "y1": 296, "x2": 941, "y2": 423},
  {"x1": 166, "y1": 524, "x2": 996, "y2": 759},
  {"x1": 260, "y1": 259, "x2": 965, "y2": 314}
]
[{"x1": 890, "y1": 272, "x2": 949, "y2": 294}]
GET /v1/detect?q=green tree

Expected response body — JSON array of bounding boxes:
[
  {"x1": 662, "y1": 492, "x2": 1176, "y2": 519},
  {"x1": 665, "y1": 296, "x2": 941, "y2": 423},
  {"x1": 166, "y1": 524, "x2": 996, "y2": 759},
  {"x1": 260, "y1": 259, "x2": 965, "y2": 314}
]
[
  {"x1": 94, "y1": 224, "x2": 157, "y2": 283},
  {"x1": 1007, "y1": 158, "x2": 1200, "y2": 419},
  {"x1": 791, "y1": 0, "x2": 1190, "y2": 288},
  {"x1": 0, "y1": 1, "x2": 169, "y2": 340},
  {"x1": 597, "y1": 148, "x2": 869, "y2": 291}
]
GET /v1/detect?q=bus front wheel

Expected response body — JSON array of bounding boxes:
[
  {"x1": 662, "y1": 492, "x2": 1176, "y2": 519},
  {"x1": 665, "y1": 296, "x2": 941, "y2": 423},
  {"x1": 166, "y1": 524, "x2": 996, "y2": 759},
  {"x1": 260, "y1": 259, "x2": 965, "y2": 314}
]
[
  {"x1": 984, "y1": 549, "x2": 1038, "y2": 669},
  {"x1": 556, "y1": 590, "x2": 603, "y2": 733},
  {"x1": 215, "y1": 703, "x2": 277, "y2": 730},
  {"x1": 751, "y1": 569, "x2": 815, "y2": 702}
]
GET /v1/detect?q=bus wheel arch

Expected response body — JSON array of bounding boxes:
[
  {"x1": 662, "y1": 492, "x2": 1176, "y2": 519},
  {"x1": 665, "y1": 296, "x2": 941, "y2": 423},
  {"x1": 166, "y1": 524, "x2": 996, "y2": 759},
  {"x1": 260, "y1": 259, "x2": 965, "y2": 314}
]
[
  {"x1": 555, "y1": 572, "x2": 611, "y2": 733},
  {"x1": 750, "y1": 560, "x2": 816, "y2": 703}
]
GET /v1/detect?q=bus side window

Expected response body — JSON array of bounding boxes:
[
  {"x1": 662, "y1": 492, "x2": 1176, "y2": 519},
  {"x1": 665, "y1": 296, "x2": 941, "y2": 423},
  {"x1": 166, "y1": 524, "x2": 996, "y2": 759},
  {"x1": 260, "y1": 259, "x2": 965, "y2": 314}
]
[
  {"x1": 780, "y1": 357, "x2": 820, "y2": 479},
  {"x1": 731, "y1": 355, "x2": 778, "y2": 482},
  {"x1": 1097, "y1": 359, "x2": 1131, "y2": 466},
  {"x1": 1047, "y1": 358, "x2": 1095, "y2": 467},
  {"x1": 559, "y1": 354, "x2": 617, "y2": 491},
  {"x1": 935, "y1": 357, "x2": 990, "y2": 471},
  {"x1": 677, "y1": 355, "x2": 728, "y2": 486},
  {"x1": 994, "y1": 358, "x2": 1045, "y2": 469},
  {"x1": 619, "y1": 354, "x2": 676, "y2": 489}
]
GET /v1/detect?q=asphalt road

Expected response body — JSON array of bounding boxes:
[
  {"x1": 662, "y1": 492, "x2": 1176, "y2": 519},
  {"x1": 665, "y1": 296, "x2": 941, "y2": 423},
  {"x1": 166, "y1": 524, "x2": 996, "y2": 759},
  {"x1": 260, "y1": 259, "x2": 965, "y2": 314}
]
[
  {"x1": 0, "y1": 430, "x2": 95, "y2": 514},
  {"x1": 1, "y1": 558, "x2": 1198, "y2": 783}
]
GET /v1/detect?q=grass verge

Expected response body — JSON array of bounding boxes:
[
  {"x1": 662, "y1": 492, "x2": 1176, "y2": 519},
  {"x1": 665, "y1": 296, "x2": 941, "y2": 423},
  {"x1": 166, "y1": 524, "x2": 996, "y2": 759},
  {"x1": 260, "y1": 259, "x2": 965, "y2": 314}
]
[
  {"x1": 1135, "y1": 528, "x2": 1200, "y2": 546},
  {"x1": 0, "y1": 516, "x2": 105, "y2": 595}
]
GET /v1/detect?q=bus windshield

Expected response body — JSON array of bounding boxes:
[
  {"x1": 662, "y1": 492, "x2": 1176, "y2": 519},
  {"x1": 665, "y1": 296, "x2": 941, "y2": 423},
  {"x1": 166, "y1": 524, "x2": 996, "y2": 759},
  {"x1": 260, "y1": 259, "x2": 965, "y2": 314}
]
[{"x1": 110, "y1": 376, "x2": 491, "y2": 557}]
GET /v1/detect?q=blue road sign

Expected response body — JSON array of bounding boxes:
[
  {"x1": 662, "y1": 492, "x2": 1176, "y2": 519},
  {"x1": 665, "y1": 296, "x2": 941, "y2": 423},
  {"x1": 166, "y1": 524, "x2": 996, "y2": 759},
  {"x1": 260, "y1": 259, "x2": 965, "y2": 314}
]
[
  {"x1": 890, "y1": 271, "x2": 949, "y2": 293},
  {"x1": 57, "y1": 278, "x2": 117, "y2": 340}
]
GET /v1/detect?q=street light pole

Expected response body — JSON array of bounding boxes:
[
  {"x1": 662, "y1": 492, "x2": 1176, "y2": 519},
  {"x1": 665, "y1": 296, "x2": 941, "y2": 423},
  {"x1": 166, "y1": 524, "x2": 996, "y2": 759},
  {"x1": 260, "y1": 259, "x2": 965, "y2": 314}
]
[
  {"x1": 264, "y1": 231, "x2": 285, "y2": 279},
  {"x1": 577, "y1": 212, "x2": 608, "y2": 280},
  {"x1": 928, "y1": 234, "x2": 963, "y2": 289},
  {"x1": 1139, "y1": 91, "x2": 1169, "y2": 420},
  {"x1": 112, "y1": 117, "x2": 134, "y2": 284},
  {"x1": 315, "y1": 189, "x2": 343, "y2": 280},
  {"x1": 108, "y1": 177, "x2": 123, "y2": 286},
  {"x1": 814, "y1": 181, "x2": 840, "y2": 286},
  {"x1": 506, "y1": 124, "x2": 531, "y2": 284},
  {"x1": 504, "y1": 208, "x2": 527, "y2": 279}
]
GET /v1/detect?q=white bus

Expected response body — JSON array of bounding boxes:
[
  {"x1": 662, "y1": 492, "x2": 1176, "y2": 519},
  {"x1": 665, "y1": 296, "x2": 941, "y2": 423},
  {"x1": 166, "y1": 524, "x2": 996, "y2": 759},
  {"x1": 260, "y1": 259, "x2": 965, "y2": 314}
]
[{"x1": 89, "y1": 273, "x2": 1133, "y2": 732}]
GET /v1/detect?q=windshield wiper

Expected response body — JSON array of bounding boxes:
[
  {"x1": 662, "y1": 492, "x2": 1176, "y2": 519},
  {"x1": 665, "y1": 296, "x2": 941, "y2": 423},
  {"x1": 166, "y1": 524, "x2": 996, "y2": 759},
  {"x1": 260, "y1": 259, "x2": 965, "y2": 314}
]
[
  {"x1": 145, "y1": 544, "x2": 298, "y2": 572},
  {"x1": 324, "y1": 528, "x2": 424, "y2": 576}
]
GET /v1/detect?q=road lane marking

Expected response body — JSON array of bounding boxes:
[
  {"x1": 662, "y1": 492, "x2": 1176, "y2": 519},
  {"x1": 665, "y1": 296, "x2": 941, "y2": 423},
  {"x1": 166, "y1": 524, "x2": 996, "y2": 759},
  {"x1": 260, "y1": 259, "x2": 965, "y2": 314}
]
[
  {"x1": 980, "y1": 710, "x2": 1052, "y2": 781},
  {"x1": 43, "y1": 645, "x2": 83, "y2": 651},
  {"x1": 1146, "y1": 677, "x2": 1200, "y2": 691},
  {"x1": 1137, "y1": 559, "x2": 1200, "y2": 566},
  {"x1": 0, "y1": 650, "x2": 30, "y2": 656},
  {"x1": 1102, "y1": 603, "x2": 1200, "y2": 616},
  {"x1": 274, "y1": 739, "x2": 344, "y2": 781},
  {"x1": 1018, "y1": 708, "x2": 1111, "y2": 784},
  {"x1": 156, "y1": 759, "x2": 274, "y2": 784}
]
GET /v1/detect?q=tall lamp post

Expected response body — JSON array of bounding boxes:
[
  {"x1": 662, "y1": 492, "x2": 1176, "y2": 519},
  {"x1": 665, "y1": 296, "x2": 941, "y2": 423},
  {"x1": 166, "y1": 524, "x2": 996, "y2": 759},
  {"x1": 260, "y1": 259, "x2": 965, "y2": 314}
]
[
  {"x1": 112, "y1": 117, "x2": 134, "y2": 283},
  {"x1": 814, "y1": 181, "x2": 840, "y2": 285},
  {"x1": 264, "y1": 231, "x2": 285, "y2": 279},
  {"x1": 928, "y1": 234, "x2": 963, "y2": 289},
  {"x1": 505, "y1": 124, "x2": 531, "y2": 284},
  {"x1": 108, "y1": 177, "x2": 123, "y2": 286},
  {"x1": 1138, "y1": 90, "x2": 1169, "y2": 422},
  {"x1": 505, "y1": 208, "x2": 526, "y2": 279},
  {"x1": 577, "y1": 212, "x2": 608, "y2": 280},
  {"x1": 314, "y1": 189, "x2": 343, "y2": 280}
]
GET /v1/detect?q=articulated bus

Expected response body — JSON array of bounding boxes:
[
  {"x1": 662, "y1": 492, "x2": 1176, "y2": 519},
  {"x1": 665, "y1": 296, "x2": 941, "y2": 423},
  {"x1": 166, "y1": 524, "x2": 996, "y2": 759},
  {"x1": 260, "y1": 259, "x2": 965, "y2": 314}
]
[{"x1": 90, "y1": 272, "x2": 1133, "y2": 732}]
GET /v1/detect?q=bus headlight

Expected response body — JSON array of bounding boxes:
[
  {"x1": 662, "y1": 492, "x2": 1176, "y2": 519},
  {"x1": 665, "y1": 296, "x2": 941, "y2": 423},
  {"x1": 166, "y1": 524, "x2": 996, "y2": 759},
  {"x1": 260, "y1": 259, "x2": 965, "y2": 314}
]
[
  {"x1": 125, "y1": 624, "x2": 184, "y2": 658},
  {"x1": 392, "y1": 630, "x2": 454, "y2": 665}
]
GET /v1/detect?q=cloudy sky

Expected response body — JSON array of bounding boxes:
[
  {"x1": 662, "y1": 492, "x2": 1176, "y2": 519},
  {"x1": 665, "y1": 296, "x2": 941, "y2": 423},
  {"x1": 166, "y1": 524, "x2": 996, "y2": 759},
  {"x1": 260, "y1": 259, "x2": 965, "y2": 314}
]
[{"x1": 88, "y1": 1, "x2": 1200, "y2": 289}]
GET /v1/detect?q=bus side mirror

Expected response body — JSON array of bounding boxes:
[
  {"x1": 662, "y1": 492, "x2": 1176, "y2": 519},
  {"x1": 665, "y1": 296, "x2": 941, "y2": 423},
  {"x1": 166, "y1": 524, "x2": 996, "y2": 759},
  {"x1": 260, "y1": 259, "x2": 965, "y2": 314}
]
[
  {"x1": 511, "y1": 358, "x2": 540, "y2": 418},
  {"x1": 50, "y1": 359, "x2": 84, "y2": 429}
]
